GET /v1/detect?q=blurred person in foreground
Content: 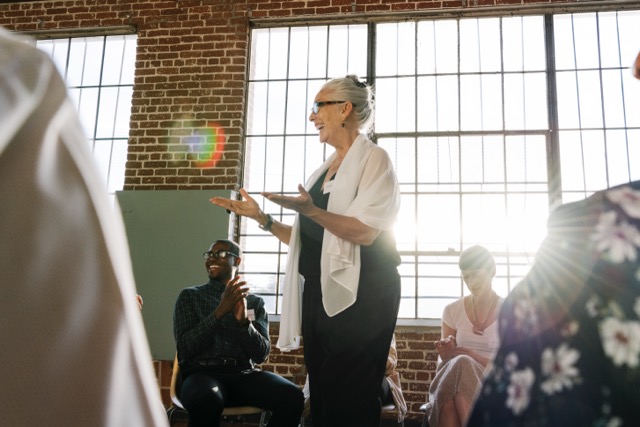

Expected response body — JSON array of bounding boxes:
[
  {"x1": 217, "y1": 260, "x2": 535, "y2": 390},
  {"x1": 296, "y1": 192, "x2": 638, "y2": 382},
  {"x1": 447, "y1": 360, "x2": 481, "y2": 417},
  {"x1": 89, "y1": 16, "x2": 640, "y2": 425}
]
[
  {"x1": 427, "y1": 246, "x2": 503, "y2": 427},
  {"x1": 211, "y1": 75, "x2": 401, "y2": 426},
  {"x1": 0, "y1": 27, "x2": 168, "y2": 426},
  {"x1": 467, "y1": 52, "x2": 640, "y2": 427}
]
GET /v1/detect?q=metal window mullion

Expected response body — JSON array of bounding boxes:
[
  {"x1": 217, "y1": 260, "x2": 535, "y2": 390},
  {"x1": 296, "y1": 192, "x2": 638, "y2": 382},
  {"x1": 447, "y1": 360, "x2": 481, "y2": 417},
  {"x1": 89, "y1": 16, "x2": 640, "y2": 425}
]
[
  {"x1": 274, "y1": 28, "x2": 295, "y2": 314},
  {"x1": 413, "y1": 23, "x2": 421, "y2": 318},
  {"x1": 105, "y1": 39, "x2": 128, "y2": 191},
  {"x1": 262, "y1": 30, "x2": 272, "y2": 199},
  {"x1": 500, "y1": 17, "x2": 513, "y2": 286},
  {"x1": 570, "y1": 14, "x2": 588, "y2": 198},
  {"x1": 62, "y1": 38, "x2": 72, "y2": 81},
  {"x1": 614, "y1": 11, "x2": 634, "y2": 182},
  {"x1": 91, "y1": 37, "x2": 107, "y2": 162},
  {"x1": 595, "y1": 12, "x2": 611, "y2": 189},
  {"x1": 456, "y1": 19, "x2": 465, "y2": 299},
  {"x1": 544, "y1": 14, "x2": 562, "y2": 210}
]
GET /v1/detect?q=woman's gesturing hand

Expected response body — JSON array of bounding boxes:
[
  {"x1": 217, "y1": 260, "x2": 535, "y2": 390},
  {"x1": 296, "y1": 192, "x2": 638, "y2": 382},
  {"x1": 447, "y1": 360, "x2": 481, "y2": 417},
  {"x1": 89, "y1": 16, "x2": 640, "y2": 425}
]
[
  {"x1": 210, "y1": 188, "x2": 262, "y2": 221},
  {"x1": 262, "y1": 184, "x2": 316, "y2": 216}
]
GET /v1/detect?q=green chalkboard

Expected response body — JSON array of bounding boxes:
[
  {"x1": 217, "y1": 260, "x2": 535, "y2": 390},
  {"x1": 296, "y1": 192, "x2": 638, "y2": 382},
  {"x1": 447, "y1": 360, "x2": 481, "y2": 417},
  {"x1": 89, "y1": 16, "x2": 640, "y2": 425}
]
[{"x1": 116, "y1": 190, "x2": 235, "y2": 360}]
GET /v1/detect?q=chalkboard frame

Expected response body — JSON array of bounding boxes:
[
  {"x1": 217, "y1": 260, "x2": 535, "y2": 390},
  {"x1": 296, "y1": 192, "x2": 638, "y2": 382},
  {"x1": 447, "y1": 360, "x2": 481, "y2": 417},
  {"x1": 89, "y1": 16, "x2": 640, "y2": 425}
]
[{"x1": 116, "y1": 190, "x2": 235, "y2": 360}]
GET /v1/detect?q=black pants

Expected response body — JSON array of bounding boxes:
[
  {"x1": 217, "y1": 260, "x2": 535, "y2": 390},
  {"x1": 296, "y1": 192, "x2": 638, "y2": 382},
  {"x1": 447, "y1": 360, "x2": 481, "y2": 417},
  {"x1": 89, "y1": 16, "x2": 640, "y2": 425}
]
[
  {"x1": 180, "y1": 368, "x2": 304, "y2": 427},
  {"x1": 302, "y1": 269, "x2": 401, "y2": 427}
]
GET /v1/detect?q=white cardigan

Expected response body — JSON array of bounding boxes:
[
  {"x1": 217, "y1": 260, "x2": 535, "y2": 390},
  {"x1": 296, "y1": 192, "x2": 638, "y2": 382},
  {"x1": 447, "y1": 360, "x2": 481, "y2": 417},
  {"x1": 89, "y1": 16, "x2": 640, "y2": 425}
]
[{"x1": 277, "y1": 134, "x2": 400, "y2": 350}]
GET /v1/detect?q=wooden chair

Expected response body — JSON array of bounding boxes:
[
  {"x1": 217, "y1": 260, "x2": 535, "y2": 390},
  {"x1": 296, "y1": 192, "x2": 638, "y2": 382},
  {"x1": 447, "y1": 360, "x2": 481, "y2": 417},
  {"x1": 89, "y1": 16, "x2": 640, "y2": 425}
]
[
  {"x1": 381, "y1": 403, "x2": 405, "y2": 427},
  {"x1": 167, "y1": 354, "x2": 268, "y2": 426},
  {"x1": 419, "y1": 402, "x2": 432, "y2": 427}
]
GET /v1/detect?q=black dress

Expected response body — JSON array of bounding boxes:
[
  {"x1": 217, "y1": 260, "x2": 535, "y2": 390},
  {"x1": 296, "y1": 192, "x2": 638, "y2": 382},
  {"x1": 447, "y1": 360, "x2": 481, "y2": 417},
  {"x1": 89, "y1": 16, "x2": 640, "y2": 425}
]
[{"x1": 299, "y1": 169, "x2": 401, "y2": 427}]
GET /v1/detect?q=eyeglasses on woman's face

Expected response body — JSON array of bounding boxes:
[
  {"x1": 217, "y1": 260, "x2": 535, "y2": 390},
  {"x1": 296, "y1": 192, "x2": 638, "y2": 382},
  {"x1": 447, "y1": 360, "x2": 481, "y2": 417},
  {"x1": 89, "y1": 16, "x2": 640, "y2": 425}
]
[
  {"x1": 311, "y1": 100, "x2": 345, "y2": 115},
  {"x1": 203, "y1": 250, "x2": 238, "y2": 260}
]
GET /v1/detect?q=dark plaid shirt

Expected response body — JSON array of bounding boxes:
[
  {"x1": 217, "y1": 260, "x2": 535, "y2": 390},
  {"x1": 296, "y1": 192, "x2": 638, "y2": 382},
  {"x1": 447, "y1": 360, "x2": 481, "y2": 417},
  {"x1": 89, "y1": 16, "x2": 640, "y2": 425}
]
[{"x1": 173, "y1": 279, "x2": 270, "y2": 370}]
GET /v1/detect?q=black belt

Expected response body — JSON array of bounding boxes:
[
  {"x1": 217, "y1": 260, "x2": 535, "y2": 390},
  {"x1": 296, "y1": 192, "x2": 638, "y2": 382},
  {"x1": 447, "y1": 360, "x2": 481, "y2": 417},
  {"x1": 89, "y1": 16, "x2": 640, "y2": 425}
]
[{"x1": 192, "y1": 357, "x2": 238, "y2": 367}]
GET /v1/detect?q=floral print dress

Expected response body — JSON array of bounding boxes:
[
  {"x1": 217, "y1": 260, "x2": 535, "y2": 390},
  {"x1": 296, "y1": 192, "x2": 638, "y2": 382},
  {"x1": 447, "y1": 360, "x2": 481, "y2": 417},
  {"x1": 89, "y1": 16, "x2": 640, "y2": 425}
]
[{"x1": 467, "y1": 181, "x2": 640, "y2": 427}]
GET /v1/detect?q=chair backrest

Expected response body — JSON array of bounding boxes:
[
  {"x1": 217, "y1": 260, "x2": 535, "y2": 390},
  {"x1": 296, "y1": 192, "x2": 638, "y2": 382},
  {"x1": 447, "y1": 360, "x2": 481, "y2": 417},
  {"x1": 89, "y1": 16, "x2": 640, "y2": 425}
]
[{"x1": 170, "y1": 354, "x2": 185, "y2": 409}]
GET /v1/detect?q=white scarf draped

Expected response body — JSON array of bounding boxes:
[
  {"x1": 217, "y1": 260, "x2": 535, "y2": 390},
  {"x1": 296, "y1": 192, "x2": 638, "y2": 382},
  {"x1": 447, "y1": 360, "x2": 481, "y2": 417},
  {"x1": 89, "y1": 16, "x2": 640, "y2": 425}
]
[{"x1": 277, "y1": 134, "x2": 400, "y2": 350}]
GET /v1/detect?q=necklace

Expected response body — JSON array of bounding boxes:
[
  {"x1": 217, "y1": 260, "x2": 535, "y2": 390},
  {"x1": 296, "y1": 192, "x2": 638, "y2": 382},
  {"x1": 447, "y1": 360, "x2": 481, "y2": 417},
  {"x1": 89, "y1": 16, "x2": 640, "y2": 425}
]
[{"x1": 470, "y1": 293, "x2": 498, "y2": 336}]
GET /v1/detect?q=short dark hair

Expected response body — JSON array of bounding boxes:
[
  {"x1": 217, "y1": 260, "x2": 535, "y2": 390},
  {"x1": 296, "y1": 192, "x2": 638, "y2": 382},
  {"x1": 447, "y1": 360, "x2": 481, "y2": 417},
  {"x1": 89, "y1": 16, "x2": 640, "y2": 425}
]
[
  {"x1": 214, "y1": 239, "x2": 242, "y2": 257},
  {"x1": 458, "y1": 245, "x2": 495, "y2": 271}
]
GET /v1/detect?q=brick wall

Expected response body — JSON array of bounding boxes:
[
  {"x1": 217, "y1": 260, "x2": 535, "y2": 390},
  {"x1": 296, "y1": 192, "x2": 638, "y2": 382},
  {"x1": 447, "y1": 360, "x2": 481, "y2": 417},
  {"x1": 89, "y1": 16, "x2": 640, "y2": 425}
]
[{"x1": 0, "y1": 0, "x2": 588, "y2": 423}]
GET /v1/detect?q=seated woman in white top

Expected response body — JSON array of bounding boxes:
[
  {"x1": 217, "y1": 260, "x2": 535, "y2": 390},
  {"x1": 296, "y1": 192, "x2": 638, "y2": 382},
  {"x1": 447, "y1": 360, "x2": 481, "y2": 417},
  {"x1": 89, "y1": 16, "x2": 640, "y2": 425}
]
[{"x1": 427, "y1": 245, "x2": 503, "y2": 427}]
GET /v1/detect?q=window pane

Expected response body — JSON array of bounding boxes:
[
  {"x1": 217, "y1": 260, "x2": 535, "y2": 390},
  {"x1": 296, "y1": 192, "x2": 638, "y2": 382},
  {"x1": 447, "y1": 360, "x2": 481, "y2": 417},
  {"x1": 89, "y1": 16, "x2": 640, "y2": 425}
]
[
  {"x1": 38, "y1": 35, "x2": 136, "y2": 201},
  {"x1": 504, "y1": 72, "x2": 548, "y2": 130},
  {"x1": 268, "y1": 28, "x2": 289, "y2": 80},
  {"x1": 102, "y1": 35, "x2": 136, "y2": 85},
  {"x1": 285, "y1": 81, "x2": 310, "y2": 134},
  {"x1": 601, "y1": 69, "x2": 627, "y2": 128},
  {"x1": 618, "y1": 11, "x2": 640, "y2": 67},
  {"x1": 379, "y1": 138, "x2": 416, "y2": 185},
  {"x1": 417, "y1": 194, "x2": 461, "y2": 251},
  {"x1": 576, "y1": 70, "x2": 604, "y2": 128},
  {"x1": 266, "y1": 81, "x2": 287, "y2": 135},
  {"x1": 393, "y1": 194, "x2": 416, "y2": 252},
  {"x1": 623, "y1": 70, "x2": 640, "y2": 128},
  {"x1": 572, "y1": 13, "x2": 600, "y2": 70},
  {"x1": 554, "y1": 15, "x2": 577, "y2": 71},
  {"x1": 460, "y1": 18, "x2": 501, "y2": 73},
  {"x1": 460, "y1": 135, "x2": 505, "y2": 183},
  {"x1": 461, "y1": 193, "x2": 507, "y2": 249},
  {"x1": 377, "y1": 23, "x2": 399, "y2": 77},
  {"x1": 417, "y1": 75, "x2": 459, "y2": 132},
  {"x1": 328, "y1": 25, "x2": 368, "y2": 77},
  {"x1": 460, "y1": 74, "x2": 503, "y2": 131},
  {"x1": 598, "y1": 12, "x2": 623, "y2": 69},
  {"x1": 605, "y1": 129, "x2": 633, "y2": 187},
  {"x1": 559, "y1": 130, "x2": 608, "y2": 192},
  {"x1": 375, "y1": 77, "x2": 416, "y2": 132},
  {"x1": 503, "y1": 16, "x2": 546, "y2": 72},
  {"x1": 417, "y1": 20, "x2": 458, "y2": 74},
  {"x1": 505, "y1": 135, "x2": 548, "y2": 183},
  {"x1": 247, "y1": 82, "x2": 268, "y2": 135},
  {"x1": 556, "y1": 71, "x2": 579, "y2": 128},
  {"x1": 288, "y1": 27, "x2": 310, "y2": 79},
  {"x1": 250, "y1": 29, "x2": 270, "y2": 80},
  {"x1": 70, "y1": 87, "x2": 99, "y2": 139},
  {"x1": 418, "y1": 137, "x2": 460, "y2": 184},
  {"x1": 308, "y1": 27, "x2": 329, "y2": 79},
  {"x1": 396, "y1": 22, "x2": 417, "y2": 75}
]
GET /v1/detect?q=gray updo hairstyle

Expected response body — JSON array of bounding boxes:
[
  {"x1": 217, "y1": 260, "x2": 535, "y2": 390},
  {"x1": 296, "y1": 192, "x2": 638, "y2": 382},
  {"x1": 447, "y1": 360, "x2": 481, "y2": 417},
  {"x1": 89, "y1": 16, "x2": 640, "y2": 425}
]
[{"x1": 321, "y1": 75, "x2": 374, "y2": 133}]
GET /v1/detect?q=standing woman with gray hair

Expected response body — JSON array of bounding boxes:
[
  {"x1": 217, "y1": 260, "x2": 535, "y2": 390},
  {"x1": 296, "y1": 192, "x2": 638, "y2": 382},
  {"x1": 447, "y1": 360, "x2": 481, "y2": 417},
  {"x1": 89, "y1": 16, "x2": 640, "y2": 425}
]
[{"x1": 211, "y1": 75, "x2": 402, "y2": 426}]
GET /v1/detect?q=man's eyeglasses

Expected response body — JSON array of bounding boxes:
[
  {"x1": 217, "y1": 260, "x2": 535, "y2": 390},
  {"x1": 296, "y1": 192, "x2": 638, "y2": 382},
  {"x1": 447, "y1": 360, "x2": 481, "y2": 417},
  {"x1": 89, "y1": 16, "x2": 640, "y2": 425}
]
[
  {"x1": 203, "y1": 250, "x2": 238, "y2": 260},
  {"x1": 311, "y1": 100, "x2": 345, "y2": 114}
]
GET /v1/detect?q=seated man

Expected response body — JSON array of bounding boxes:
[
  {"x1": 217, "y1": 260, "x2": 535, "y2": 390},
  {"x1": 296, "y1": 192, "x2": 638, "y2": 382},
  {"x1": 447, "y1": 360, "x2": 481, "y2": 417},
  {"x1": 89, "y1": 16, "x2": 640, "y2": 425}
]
[{"x1": 173, "y1": 239, "x2": 304, "y2": 427}]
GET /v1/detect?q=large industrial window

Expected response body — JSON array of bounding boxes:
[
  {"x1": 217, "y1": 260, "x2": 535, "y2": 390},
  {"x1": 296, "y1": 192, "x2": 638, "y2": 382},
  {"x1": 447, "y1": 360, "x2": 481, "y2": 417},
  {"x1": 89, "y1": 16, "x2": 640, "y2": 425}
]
[
  {"x1": 35, "y1": 35, "x2": 137, "y2": 203},
  {"x1": 242, "y1": 9, "x2": 639, "y2": 319}
]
